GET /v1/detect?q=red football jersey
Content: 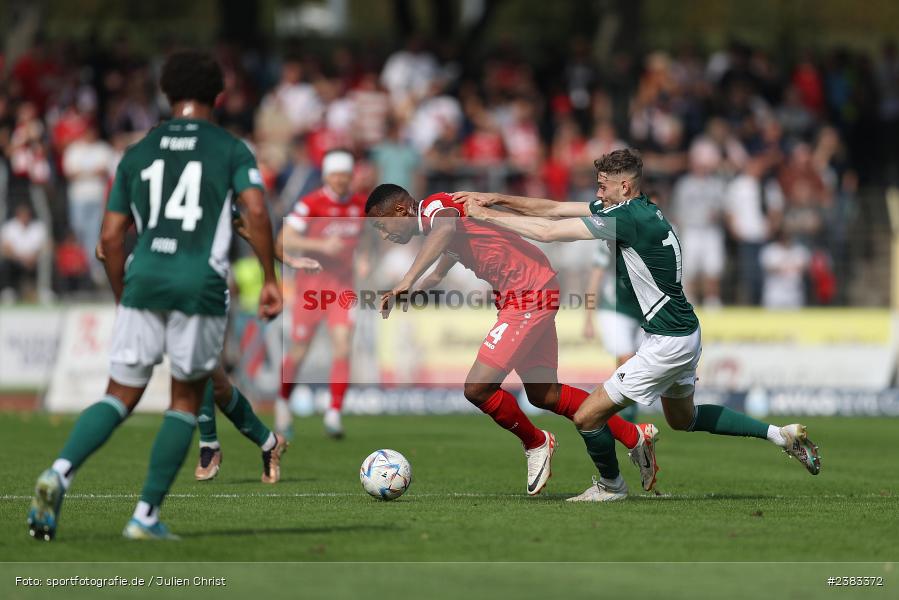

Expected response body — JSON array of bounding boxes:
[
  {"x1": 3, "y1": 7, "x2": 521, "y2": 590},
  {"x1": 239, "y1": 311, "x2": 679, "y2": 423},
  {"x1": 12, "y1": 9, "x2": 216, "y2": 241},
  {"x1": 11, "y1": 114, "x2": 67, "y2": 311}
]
[
  {"x1": 285, "y1": 186, "x2": 366, "y2": 281},
  {"x1": 418, "y1": 193, "x2": 557, "y2": 297}
]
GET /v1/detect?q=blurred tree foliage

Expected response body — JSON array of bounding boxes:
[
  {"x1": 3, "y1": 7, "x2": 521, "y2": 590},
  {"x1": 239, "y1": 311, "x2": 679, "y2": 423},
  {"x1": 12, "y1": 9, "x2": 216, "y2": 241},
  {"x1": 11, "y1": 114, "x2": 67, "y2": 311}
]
[{"x1": 5, "y1": 0, "x2": 896, "y2": 58}]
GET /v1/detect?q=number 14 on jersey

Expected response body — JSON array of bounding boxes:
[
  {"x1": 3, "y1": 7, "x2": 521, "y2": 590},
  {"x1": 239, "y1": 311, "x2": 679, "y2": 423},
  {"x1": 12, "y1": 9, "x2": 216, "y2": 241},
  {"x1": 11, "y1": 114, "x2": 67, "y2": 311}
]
[{"x1": 140, "y1": 160, "x2": 204, "y2": 231}]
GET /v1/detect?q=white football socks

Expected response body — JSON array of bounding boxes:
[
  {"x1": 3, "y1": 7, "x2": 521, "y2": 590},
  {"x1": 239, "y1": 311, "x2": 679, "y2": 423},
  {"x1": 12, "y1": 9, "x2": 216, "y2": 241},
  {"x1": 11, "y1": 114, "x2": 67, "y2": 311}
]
[
  {"x1": 766, "y1": 425, "x2": 787, "y2": 447},
  {"x1": 51, "y1": 459, "x2": 74, "y2": 491},
  {"x1": 133, "y1": 500, "x2": 159, "y2": 527},
  {"x1": 260, "y1": 432, "x2": 277, "y2": 452}
]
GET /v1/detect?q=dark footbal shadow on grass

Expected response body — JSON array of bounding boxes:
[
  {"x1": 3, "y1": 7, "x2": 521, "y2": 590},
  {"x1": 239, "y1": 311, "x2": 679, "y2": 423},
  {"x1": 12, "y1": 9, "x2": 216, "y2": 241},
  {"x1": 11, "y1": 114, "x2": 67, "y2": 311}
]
[
  {"x1": 219, "y1": 477, "x2": 317, "y2": 485},
  {"x1": 180, "y1": 524, "x2": 388, "y2": 539}
]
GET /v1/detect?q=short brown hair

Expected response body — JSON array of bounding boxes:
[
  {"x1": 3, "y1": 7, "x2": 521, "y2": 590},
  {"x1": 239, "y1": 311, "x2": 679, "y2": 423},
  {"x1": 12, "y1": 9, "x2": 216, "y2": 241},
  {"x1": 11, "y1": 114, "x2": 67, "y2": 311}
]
[{"x1": 594, "y1": 149, "x2": 643, "y2": 181}]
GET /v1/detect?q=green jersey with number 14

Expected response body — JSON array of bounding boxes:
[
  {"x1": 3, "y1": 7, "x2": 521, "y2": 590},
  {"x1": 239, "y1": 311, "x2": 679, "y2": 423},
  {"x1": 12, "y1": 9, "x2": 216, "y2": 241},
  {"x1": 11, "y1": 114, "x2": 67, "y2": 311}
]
[
  {"x1": 106, "y1": 118, "x2": 263, "y2": 315},
  {"x1": 581, "y1": 194, "x2": 699, "y2": 336}
]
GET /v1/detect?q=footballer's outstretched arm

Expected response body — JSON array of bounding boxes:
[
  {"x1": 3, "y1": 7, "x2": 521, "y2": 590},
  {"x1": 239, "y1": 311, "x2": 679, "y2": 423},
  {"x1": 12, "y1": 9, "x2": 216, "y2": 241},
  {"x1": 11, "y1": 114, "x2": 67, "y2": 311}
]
[
  {"x1": 400, "y1": 216, "x2": 456, "y2": 287},
  {"x1": 99, "y1": 210, "x2": 133, "y2": 303},
  {"x1": 470, "y1": 206, "x2": 595, "y2": 243},
  {"x1": 417, "y1": 253, "x2": 458, "y2": 290},
  {"x1": 236, "y1": 187, "x2": 283, "y2": 319},
  {"x1": 453, "y1": 191, "x2": 591, "y2": 218},
  {"x1": 237, "y1": 188, "x2": 277, "y2": 283},
  {"x1": 235, "y1": 213, "x2": 322, "y2": 273},
  {"x1": 380, "y1": 216, "x2": 456, "y2": 318},
  {"x1": 282, "y1": 220, "x2": 346, "y2": 257}
]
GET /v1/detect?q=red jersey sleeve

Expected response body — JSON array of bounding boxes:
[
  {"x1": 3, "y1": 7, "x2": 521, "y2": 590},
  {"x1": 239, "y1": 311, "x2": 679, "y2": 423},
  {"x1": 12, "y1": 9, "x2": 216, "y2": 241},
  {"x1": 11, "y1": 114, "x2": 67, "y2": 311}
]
[
  {"x1": 418, "y1": 193, "x2": 462, "y2": 235},
  {"x1": 285, "y1": 196, "x2": 314, "y2": 232}
]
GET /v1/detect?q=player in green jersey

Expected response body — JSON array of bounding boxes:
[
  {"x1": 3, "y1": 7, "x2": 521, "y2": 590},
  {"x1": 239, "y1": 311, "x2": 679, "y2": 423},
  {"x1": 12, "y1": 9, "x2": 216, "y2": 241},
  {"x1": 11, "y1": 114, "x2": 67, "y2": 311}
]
[
  {"x1": 27, "y1": 51, "x2": 282, "y2": 541},
  {"x1": 192, "y1": 210, "x2": 322, "y2": 484},
  {"x1": 458, "y1": 149, "x2": 821, "y2": 502},
  {"x1": 584, "y1": 238, "x2": 643, "y2": 424},
  {"x1": 94, "y1": 206, "x2": 320, "y2": 486}
]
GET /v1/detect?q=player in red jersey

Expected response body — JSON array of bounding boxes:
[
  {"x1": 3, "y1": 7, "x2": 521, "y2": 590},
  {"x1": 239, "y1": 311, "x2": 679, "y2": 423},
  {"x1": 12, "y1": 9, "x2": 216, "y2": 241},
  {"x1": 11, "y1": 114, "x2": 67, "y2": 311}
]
[
  {"x1": 279, "y1": 149, "x2": 367, "y2": 439},
  {"x1": 365, "y1": 183, "x2": 658, "y2": 496}
]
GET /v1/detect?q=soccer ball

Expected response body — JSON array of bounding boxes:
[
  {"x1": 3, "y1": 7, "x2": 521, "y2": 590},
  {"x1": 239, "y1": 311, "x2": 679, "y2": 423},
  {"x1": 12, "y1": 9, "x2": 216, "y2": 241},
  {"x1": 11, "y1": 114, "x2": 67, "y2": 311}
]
[{"x1": 359, "y1": 449, "x2": 412, "y2": 501}]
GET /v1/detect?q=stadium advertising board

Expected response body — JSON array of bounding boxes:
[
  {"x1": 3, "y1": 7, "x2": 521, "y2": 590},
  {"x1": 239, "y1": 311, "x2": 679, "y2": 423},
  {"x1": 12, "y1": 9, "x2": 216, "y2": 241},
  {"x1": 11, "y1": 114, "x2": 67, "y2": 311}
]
[
  {"x1": 44, "y1": 306, "x2": 172, "y2": 413},
  {"x1": 6, "y1": 305, "x2": 896, "y2": 415},
  {"x1": 0, "y1": 308, "x2": 62, "y2": 389}
]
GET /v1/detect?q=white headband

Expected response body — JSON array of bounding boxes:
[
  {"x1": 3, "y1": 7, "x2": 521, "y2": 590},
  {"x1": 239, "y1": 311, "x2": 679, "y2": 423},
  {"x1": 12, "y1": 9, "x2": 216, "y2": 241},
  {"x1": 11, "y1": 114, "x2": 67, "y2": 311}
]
[{"x1": 322, "y1": 151, "x2": 354, "y2": 176}]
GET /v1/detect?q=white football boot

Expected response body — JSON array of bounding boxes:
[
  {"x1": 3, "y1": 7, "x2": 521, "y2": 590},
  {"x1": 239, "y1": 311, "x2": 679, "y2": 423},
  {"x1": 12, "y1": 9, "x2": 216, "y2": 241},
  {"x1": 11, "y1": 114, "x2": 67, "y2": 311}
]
[
  {"x1": 525, "y1": 431, "x2": 556, "y2": 495},
  {"x1": 566, "y1": 475, "x2": 629, "y2": 502},
  {"x1": 780, "y1": 424, "x2": 821, "y2": 475},
  {"x1": 627, "y1": 423, "x2": 660, "y2": 492},
  {"x1": 323, "y1": 408, "x2": 344, "y2": 439}
]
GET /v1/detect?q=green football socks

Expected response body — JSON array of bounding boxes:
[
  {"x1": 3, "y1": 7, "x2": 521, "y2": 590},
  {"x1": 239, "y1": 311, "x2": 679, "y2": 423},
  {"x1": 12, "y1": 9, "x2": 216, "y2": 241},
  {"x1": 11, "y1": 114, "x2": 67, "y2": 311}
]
[
  {"x1": 220, "y1": 386, "x2": 273, "y2": 448},
  {"x1": 140, "y1": 410, "x2": 196, "y2": 507},
  {"x1": 687, "y1": 404, "x2": 769, "y2": 439},
  {"x1": 199, "y1": 380, "x2": 274, "y2": 449},
  {"x1": 198, "y1": 382, "x2": 219, "y2": 445},
  {"x1": 579, "y1": 425, "x2": 620, "y2": 479},
  {"x1": 58, "y1": 395, "x2": 129, "y2": 470}
]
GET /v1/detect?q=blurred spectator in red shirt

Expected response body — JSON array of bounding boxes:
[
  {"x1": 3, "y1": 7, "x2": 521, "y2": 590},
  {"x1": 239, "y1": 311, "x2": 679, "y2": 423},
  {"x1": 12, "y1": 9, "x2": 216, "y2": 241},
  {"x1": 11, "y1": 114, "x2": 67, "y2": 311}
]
[
  {"x1": 792, "y1": 52, "x2": 825, "y2": 115},
  {"x1": 463, "y1": 108, "x2": 505, "y2": 167},
  {"x1": 54, "y1": 229, "x2": 91, "y2": 293},
  {"x1": 12, "y1": 41, "x2": 62, "y2": 113}
]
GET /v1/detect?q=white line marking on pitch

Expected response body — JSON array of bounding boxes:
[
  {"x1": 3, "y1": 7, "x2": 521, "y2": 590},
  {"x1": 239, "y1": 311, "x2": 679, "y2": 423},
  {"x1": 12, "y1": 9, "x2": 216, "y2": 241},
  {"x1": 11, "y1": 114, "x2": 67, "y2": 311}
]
[
  {"x1": 0, "y1": 492, "x2": 887, "y2": 501},
  {"x1": 0, "y1": 492, "x2": 519, "y2": 500}
]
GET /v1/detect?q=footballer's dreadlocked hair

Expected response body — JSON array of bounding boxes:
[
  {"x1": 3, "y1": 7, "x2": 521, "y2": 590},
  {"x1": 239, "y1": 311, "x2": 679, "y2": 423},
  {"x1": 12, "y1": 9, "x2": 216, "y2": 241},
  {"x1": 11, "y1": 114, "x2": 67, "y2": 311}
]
[
  {"x1": 594, "y1": 148, "x2": 643, "y2": 182},
  {"x1": 365, "y1": 183, "x2": 410, "y2": 215},
  {"x1": 160, "y1": 50, "x2": 224, "y2": 107}
]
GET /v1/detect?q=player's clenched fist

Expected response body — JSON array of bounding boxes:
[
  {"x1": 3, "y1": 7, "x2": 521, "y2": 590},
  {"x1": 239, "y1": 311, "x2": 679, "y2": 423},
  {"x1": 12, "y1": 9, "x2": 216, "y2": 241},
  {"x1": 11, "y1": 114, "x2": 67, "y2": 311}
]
[{"x1": 258, "y1": 281, "x2": 283, "y2": 321}]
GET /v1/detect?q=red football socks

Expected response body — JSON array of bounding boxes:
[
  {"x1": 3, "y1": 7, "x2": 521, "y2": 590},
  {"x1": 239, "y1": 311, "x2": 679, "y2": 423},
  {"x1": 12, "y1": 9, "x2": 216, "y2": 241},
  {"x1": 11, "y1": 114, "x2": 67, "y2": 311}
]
[
  {"x1": 329, "y1": 358, "x2": 350, "y2": 410},
  {"x1": 479, "y1": 389, "x2": 546, "y2": 450},
  {"x1": 556, "y1": 385, "x2": 639, "y2": 449},
  {"x1": 555, "y1": 384, "x2": 588, "y2": 419},
  {"x1": 280, "y1": 358, "x2": 295, "y2": 400},
  {"x1": 607, "y1": 414, "x2": 639, "y2": 449}
]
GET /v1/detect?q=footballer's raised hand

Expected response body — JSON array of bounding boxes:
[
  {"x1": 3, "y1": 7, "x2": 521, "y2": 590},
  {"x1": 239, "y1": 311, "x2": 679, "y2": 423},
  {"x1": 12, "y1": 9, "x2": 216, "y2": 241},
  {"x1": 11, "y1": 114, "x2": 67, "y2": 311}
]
[{"x1": 283, "y1": 255, "x2": 323, "y2": 273}]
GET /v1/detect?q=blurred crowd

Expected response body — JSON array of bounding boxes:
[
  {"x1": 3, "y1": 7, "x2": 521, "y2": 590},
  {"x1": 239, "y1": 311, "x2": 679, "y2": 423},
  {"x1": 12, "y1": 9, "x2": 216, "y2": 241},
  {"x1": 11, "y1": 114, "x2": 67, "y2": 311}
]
[{"x1": 1, "y1": 36, "x2": 898, "y2": 308}]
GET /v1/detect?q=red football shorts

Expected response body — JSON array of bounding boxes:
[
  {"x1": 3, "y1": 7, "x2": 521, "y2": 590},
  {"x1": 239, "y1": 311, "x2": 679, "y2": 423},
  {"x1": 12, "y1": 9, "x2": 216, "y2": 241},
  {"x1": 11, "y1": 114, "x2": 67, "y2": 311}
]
[
  {"x1": 476, "y1": 287, "x2": 560, "y2": 374},
  {"x1": 290, "y1": 272, "x2": 356, "y2": 343}
]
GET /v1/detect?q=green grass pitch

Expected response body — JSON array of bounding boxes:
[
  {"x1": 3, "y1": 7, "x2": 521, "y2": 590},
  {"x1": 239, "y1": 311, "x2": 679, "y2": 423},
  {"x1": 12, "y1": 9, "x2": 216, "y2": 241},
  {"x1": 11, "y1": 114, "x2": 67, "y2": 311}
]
[{"x1": 0, "y1": 411, "x2": 896, "y2": 598}]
